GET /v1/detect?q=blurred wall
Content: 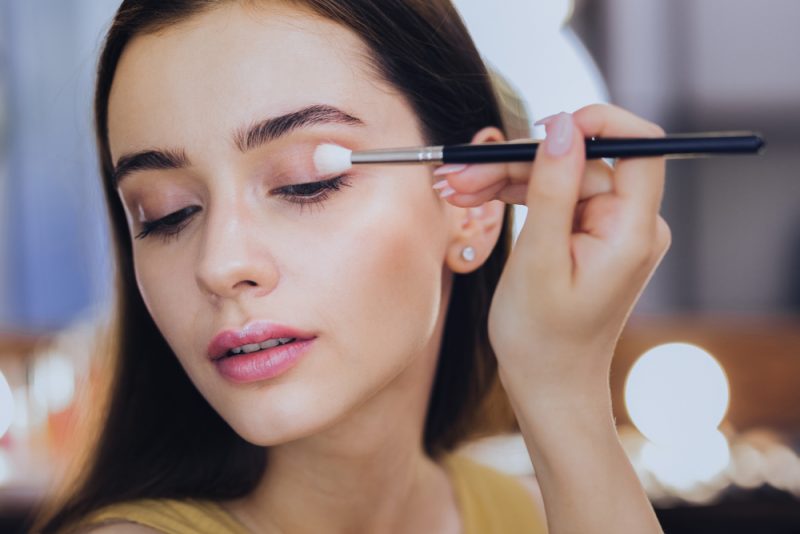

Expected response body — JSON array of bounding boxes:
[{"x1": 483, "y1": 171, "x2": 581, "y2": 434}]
[
  {"x1": 0, "y1": 1, "x2": 120, "y2": 330},
  {"x1": 0, "y1": 19, "x2": 9, "y2": 323},
  {"x1": 574, "y1": 0, "x2": 800, "y2": 313}
]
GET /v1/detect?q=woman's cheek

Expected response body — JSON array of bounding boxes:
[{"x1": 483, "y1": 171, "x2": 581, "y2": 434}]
[{"x1": 318, "y1": 175, "x2": 445, "y2": 349}]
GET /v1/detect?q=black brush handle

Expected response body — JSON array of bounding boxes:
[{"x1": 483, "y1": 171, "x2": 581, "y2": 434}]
[{"x1": 442, "y1": 133, "x2": 765, "y2": 163}]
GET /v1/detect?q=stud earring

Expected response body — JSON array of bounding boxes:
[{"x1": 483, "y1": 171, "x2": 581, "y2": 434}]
[{"x1": 461, "y1": 246, "x2": 476, "y2": 262}]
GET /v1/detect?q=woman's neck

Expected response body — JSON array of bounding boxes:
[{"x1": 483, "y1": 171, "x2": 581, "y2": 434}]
[{"x1": 222, "y1": 330, "x2": 462, "y2": 534}]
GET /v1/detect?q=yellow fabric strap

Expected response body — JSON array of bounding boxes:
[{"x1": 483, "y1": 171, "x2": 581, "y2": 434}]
[
  {"x1": 442, "y1": 453, "x2": 545, "y2": 534},
  {"x1": 78, "y1": 454, "x2": 544, "y2": 533},
  {"x1": 81, "y1": 498, "x2": 250, "y2": 534}
]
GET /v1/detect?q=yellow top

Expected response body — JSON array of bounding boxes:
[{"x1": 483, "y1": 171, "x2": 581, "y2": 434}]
[{"x1": 77, "y1": 454, "x2": 545, "y2": 533}]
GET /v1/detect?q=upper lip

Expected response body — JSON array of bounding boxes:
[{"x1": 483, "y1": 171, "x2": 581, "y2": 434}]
[{"x1": 207, "y1": 320, "x2": 316, "y2": 361}]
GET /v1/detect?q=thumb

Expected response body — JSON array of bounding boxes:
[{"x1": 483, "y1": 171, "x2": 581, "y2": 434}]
[{"x1": 516, "y1": 112, "x2": 586, "y2": 277}]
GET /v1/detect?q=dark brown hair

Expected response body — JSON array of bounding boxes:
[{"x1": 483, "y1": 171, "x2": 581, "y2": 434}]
[{"x1": 33, "y1": 1, "x2": 517, "y2": 531}]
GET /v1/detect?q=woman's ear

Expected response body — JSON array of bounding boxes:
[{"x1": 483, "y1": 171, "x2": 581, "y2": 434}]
[
  {"x1": 443, "y1": 126, "x2": 508, "y2": 274},
  {"x1": 470, "y1": 126, "x2": 506, "y2": 145},
  {"x1": 445, "y1": 199, "x2": 507, "y2": 274}
]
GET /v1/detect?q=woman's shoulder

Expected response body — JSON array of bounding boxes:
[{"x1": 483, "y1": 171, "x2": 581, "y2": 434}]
[{"x1": 73, "y1": 497, "x2": 250, "y2": 534}]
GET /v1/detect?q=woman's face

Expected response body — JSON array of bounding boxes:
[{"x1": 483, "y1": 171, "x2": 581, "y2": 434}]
[{"x1": 109, "y1": 4, "x2": 475, "y2": 444}]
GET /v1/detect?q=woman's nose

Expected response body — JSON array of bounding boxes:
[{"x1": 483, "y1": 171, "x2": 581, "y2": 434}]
[{"x1": 194, "y1": 203, "x2": 279, "y2": 301}]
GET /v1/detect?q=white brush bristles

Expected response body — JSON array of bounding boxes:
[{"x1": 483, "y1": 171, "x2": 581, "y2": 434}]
[{"x1": 313, "y1": 143, "x2": 353, "y2": 175}]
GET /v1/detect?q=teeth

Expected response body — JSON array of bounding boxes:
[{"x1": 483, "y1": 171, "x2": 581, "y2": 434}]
[
  {"x1": 260, "y1": 337, "x2": 295, "y2": 349},
  {"x1": 260, "y1": 339, "x2": 282, "y2": 350},
  {"x1": 227, "y1": 337, "x2": 296, "y2": 357}
]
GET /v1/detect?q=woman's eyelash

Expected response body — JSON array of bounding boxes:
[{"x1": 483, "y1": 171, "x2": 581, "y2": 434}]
[
  {"x1": 135, "y1": 175, "x2": 352, "y2": 242},
  {"x1": 273, "y1": 175, "x2": 352, "y2": 213},
  {"x1": 136, "y1": 206, "x2": 201, "y2": 242}
]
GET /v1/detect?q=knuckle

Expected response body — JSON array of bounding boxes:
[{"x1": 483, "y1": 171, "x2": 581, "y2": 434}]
[
  {"x1": 620, "y1": 232, "x2": 653, "y2": 266},
  {"x1": 656, "y1": 215, "x2": 672, "y2": 252}
]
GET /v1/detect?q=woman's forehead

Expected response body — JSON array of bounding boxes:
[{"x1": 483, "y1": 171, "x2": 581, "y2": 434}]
[{"x1": 106, "y1": 3, "x2": 392, "y2": 161}]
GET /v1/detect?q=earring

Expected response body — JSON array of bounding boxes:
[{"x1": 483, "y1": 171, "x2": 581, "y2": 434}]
[{"x1": 461, "y1": 246, "x2": 476, "y2": 262}]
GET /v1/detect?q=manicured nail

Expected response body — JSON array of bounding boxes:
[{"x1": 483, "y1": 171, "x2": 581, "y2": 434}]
[
  {"x1": 534, "y1": 113, "x2": 559, "y2": 126},
  {"x1": 438, "y1": 186, "x2": 456, "y2": 199},
  {"x1": 544, "y1": 112, "x2": 574, "y2": 157},
  {"x1": 432, "y1": 179, "x2": 450, "y2": 190},
  {"x1": 433, "y1": 164, "x2": 468, "y2": 176}
]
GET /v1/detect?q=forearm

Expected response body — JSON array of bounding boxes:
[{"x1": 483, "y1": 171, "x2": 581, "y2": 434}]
[{"x1": 501, "y1": 369, "x2": 663, "y2": 534}]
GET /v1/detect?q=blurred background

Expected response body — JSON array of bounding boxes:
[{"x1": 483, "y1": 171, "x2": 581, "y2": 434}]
[{"x1": 0, "y1": 0, "x2": 798, "y2": 532}]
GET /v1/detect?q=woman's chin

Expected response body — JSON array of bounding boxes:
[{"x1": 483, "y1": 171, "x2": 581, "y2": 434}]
[{"x1": 223, "y1": 398, "x2": 350, "y2": 447}]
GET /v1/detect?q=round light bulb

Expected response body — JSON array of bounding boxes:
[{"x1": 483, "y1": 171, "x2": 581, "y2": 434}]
[{"x1": 625, "y1": 342, "x2": 729, "y2": 446}]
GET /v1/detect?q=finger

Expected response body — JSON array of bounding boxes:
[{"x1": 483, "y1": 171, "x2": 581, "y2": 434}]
[
  {"x1": 580, "y1": 160, "x2": 614, "y2": 200},
  {"x1": 444, "y1": 160, "x2": 611, "y2": 207},
  {"x1": 441, "y1": 180, "x2": 508, "y2": 207},
  {"x1": 573, "y1": 104, "x2": 666, "y2": 228},
  {"x1": 433, "y1": 159, "x2": 531, "y2": 194},
  {"x1": 516, "y1": 112, "x2": 585, "y2": 274}
]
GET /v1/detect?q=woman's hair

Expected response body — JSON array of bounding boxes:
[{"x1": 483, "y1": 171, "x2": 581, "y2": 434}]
[{"x1": 33, "y1": 0, "x2": 520, "y2": 531}]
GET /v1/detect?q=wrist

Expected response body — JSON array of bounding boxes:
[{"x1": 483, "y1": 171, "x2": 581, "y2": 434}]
[{"x1": 497, "y1": 360, "x2": 612, "y2": 409}]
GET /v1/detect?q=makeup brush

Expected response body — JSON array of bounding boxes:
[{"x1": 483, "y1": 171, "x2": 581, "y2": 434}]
[{"x1": 313, "y1": 132, "x2": 765, "y2": 176}]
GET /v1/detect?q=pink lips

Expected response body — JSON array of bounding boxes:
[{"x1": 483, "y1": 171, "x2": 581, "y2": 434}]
[{"x1": 208, "y1": 321, "x2": 316, "y2": 384}]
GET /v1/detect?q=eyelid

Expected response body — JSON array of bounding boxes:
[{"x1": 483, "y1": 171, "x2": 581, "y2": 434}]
[{"x1": 133, "y1": 174, "x2": 352, "y2": 242}]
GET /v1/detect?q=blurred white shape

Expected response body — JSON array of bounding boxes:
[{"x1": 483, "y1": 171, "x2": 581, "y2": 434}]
[
  {"x1": 457, "y1": 432, "x2": 534, "y2": 476},
  {"x1": 453, "y1": 0, "x2": 607, "y2": 121},
  {"x1": 762, "y1": 441, "x2": 800, "y2": 492},
  {"x1": 31, "y1": 352, "x2": 76, "y2": 414},
  {"x1": 640, "y1": 429, "x2": 730, "y2": 494},
  {"x1": 625, "y1": 342, "x2": 729, "y2": 446},
  {"x1": 452, "y1": 0, "x2": 609, "y2": 242},
  {"x1": 13, "y1": 386, "x2": 34, "y2": 431},
  {"x1": 0, "y1": 371, "x2": 14, "y2": 439},
  {"x1": 728, "y1": 441, "x2": 766, "y2": 489}
]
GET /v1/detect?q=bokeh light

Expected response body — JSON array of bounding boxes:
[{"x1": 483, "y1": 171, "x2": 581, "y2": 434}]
[
  {"x1": 30, "y1": 352, "x2": 76, "y2": 414},
  {"x1": 624, "y1": 342, "x2": 732, "y2": 494},
  {"x1": 625, "y1": 342, "x2": 729, "y2": 446},
  {"x1": 640, "y1": 429, "x2": 731, "y2": 494},
  {"x1": 0, "y1": 371, "x2": 14, "y2": 439}
]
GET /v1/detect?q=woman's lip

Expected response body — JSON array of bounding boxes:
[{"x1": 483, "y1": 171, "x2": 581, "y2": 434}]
[
  {"x1": 213, "y1": 337, "x2": 314, "y2": 384},
  {"x1": 207, "y1": 320, "x2": 316, "y2": 360}
]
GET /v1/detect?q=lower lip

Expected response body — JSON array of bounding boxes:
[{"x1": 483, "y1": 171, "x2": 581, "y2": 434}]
[{"x1": 213, "y1": 338, "x2": 315, "y2": 384}]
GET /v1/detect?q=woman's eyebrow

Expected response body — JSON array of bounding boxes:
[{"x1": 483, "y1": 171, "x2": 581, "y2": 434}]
[
  {"x1": 234, "y1": 104, "x2": 364, "y2": 152},
  {"x1": 112, "y1": 104, "x2": 364, "y2": 185}
]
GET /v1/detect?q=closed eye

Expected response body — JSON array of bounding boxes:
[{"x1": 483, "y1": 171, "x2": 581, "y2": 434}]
[
  {"x1": 136, "y1": 205, "x2": 201, "y2": 241},
  {"x1": 134, "y1": 175, "x2": 351, "y2": 243},
  {"x1": 273, "y1": 175, "x2": 352, "y2": 212}
]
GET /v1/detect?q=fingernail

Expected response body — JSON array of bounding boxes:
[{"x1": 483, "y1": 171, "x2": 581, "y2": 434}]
[
  {"x1": 433, "y1": 164, "x2": 468, "y2": 176},
  {"x1": 534, "y1": 113, "x2": 559, "y2": 126},
  {"x1": 544, "y1": 112, "x2": 574, "y2": 157},
  {"x1": 438, "y1": 186, "x2": 456, "y2": 199},
  {"x1": 432, "y1": 179, "x2": 450, "y2": 190}
]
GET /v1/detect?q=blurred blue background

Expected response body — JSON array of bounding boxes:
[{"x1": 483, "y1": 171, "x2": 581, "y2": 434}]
[{"x1": 0, "y1": 1, "x2": 121, "y2": 330}]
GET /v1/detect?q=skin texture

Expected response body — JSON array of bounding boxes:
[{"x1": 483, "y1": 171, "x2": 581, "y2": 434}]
[{"x1": 109, "y1": 4, "x2": 504, "y2": 533}]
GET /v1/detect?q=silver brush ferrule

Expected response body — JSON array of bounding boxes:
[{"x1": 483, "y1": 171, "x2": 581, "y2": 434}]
[{"x1": 350, "y1": 145, "x2": 444, "y2": 165}]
